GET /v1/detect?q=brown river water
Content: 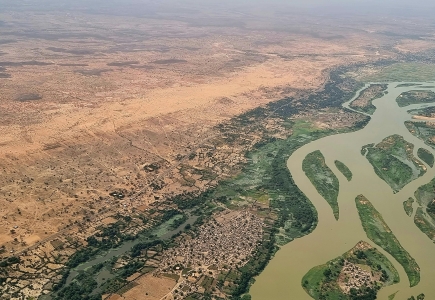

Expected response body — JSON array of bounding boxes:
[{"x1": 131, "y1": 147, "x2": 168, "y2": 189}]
[{"x1": 251, "y1": 83, "x2": 435, "y2": 300}]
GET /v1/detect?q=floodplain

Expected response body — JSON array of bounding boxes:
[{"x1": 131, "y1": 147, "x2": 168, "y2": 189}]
[{"x1": 251, "y1": 81, "x2": 435, "y2": 300}]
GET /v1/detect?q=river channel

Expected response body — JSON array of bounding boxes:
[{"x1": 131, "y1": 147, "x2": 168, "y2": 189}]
[{"x1": 251, "y1": 83, "x2": 435, "y2": 300}]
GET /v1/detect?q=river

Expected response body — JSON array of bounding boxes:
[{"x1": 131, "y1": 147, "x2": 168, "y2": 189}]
[{"x1": 251, "y1": 83, "x2": 435, "y2": 300}]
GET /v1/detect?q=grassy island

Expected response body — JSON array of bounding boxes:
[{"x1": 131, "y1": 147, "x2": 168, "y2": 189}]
[
  {"x1": 349, "y1": 84, "x2": 388, "y2": 115},
  {"x1": 417, "y1": 148, "x2": 434, "y2": 167},
  {"x1": 303, "y1": 150, "x2": 340, "y2": 220},
  {"x1": 365, "y1": 135, "x2": 426, "y2": 192},
  {"x1": 355, "y1": 195, "x2": 420, "y2": 287},
  {"x1": 413, "y1": 178, "x2": 435, "y2": 241},
  {"x1": 414, "y1": 208, "x2": 435, "y2": 242},
  {"x1": 403, "y1": 198, "x2": 415, "y2": 217},
  {"x1": 302, "y1": 241, "x2": 399, "y2": 300},
  {"x1": 405, "y1": 121, "x2": 435, "y2": 150},
  {"x1": 334, "y1": 160, "x2": 353, "y2": 181},
  {"x1": 396, "y1": 90, "x2": 435, "y2": 107},
  {"x1": 408, "y1": 106, "x2": 435, "y2": 118},
  {"x1": 397, "y1": 83, "x2": 421, "y2": 88}
]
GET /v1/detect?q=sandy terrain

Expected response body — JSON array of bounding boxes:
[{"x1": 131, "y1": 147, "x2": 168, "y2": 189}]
[
  {"x1": 2, "y1": 1, "x2": 435, "y2": 251},
  {"x1": 412, "y1": 116, "x2": 435, "y2": 121},
  {"x1": 112, "y1": 274, "x2": 176, "y2": 300}
]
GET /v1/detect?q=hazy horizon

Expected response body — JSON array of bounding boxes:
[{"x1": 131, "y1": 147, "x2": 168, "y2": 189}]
[{"x1": 2, "y1": 0, "x2": 435, "y2": 16}]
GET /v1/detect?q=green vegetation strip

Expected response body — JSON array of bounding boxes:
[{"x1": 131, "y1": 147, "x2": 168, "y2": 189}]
[
  {"x1": 359, "y1": 63, "x2": 435, "y2": 82},
  {"x1": 365, "y1": 135, "x2": 426, "y2": 192},
  {"x1": 302, "y1": 241, "x2": 399, "y2": 300},
  {"x1": 403, "y1": 198, "x2": 414, "y2": 217},
  {"x1": 355, "y1": 195, "x2": 420, "y2": 287},
  {"x1": 334, "y1": 160, "x2": 352, "y2": 181},
  {"x1": 302, "y1": 150, "x2": 340, "y2": 220},
  {"x1": 417, "y1": 148, "x2": 434, "y2": 168},
  {"x1": 397, "y1": 83, "x2": 421, "y2": 88}
]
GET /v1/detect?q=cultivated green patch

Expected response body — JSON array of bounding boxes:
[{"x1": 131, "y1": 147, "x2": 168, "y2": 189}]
[
  {"x1": 355, "y1": 195, "x2": 420, "y2": 287},
  {"x1": 302, "y1": 150, "x2": 340, "y2": 220},
  {"x1": 396, "y1": 90, "x2": 435, "y2": 107},
  {"x1": 403, "y1": 198, "x2": 414, "y2": 217},
  {"x1": 302, "y1": 241, "x2": 399, "y2": 300},
  {"x1": 358, "y1": 63, "x2": 435, "y2": 82},
  {"x1": 214, "y1": 119, "x2": 324, "y2": 246},
  {"x1": 365, "y1": 135, "x2": 426, "y2": 192},
  {"x1": 334, "y1": 160, "x2": 352, "y2": 181},
  {"x1": 417, "y1": 148, "x2": 434, "y2": 167}
]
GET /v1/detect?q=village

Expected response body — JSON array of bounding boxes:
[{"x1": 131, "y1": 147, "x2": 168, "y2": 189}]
[
  {"x1": 0, "y1": 212, "x2": 154, "y2": 300},
  {"x1": 0, "y1": 233, "x2": 80, "y2": 299},
  {"x1": 155, "y1": 210, "x2": 264, "y2": 299},
  {"x1": 159, "y1": 210, "x2": 263, "y2": 271},
  {"x1": 338, "y1": 260, "x2": 378, "y2": 294}
]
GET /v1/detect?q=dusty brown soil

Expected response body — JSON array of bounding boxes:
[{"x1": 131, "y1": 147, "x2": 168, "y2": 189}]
[
  {"x1": 1, "y1": 2, "x2": 435, "y2": 251},
  {"x1": 116, "y1": 274, "x2": 176, "y2": 300}
]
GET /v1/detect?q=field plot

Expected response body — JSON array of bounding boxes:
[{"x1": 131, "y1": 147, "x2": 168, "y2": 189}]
[
  {"x1": 396, "y1": 90, "x2": 435, "y2": 107},
  {"x1": 365, "y1": 135, "x2": 426, "y2": 192},
  {"x1": 349, "y1": 84, "x2": 388, "y2": 115},
  {"x1": 355, "y1": 195, "x2": 420, "y2": 287},
  {"x1": 109, "y1": 274, "x2": 176, "y2": 300},
  {"x1": 303, "y1": 150, "x2": 340, "y2": 220},
  {"x1": 302, "y1": 241, "x2": 399, "y2": 300}
]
